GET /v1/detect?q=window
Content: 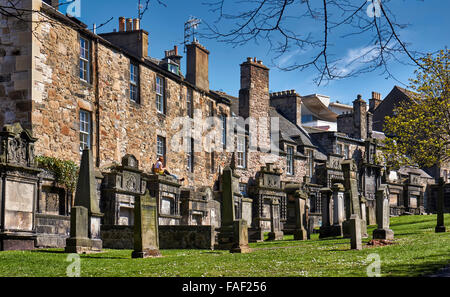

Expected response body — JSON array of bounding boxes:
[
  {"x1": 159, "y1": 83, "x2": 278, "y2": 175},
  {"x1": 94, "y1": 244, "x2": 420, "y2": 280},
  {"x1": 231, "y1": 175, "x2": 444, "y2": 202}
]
[
  {"x1": 79, "y1": 37, "x2": 90, "y2": 82},
  {"x1": 336, "y1": 144, "x2": 342, "y2": 155},
  {"x1": 168, "y1": 63, "x2": 179, "y2": 75},
  {"x1": 186, "y1": 88, "x2": 193, "y2": 118},
  {"x1": 344, "y1": 145, "x2": 350, "y2": 159},
  {"x1": 301, "y1": 115, "x2": 316, "y2": 123},
  {"x1": 130, "y1": 63, "x2": 139, "y2": 103},
  {"x1": 187, "y1": 138, "x2": 194, "y2": 173},
  {"x1": 210, "y1": 152, "x2": 215, "y2": 173},
  {"x1": 221, "y1": 114, "x2": 227, "y2": 147},
  {"x1": 79, "y1": 110, "x2": 91, "y2": 152},
  {"x1": 237, "y1": 136, "x2": 246, "y2": 168},
  {"x1": 156, "y1": 76, "x2": 165, "y2": 114},
  {"x1": 239, "y1": 183, "x2": 248, "y2": 197},
  {"x1": 308, "y1": 151, "x2": 313, "y2": 177},
  {"x1": 286, "y1": 145, "x2": 294, "y2": 175},
  {"x1": 157, "y1": 136, "x2": 166, "y2": 161},
  {"x1": 209, "y1": 101, "x2": 214, "y2": 117}
]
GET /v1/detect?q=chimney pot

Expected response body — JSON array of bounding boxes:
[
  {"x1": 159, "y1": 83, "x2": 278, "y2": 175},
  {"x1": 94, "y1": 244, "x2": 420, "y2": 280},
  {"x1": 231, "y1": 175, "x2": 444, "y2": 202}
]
[
  {"x1": 133, "y1": 18, "x2": 140, "y2": 31},
  {"x1": 126, "y1": 18, "x2": 133, "y2": 31},
  {"x1": 119, "y1": 17, "x2": 125, "y2": 32},
  {"x1": 247, "y1": 57, "x2": 252, "y2": 62}
]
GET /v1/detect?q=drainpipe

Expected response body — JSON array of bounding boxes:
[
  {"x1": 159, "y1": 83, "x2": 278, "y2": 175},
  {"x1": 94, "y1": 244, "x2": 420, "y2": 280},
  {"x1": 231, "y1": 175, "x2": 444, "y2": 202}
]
[{"x1": 94, "y1": 38, "x2": 100, "y2": 168}]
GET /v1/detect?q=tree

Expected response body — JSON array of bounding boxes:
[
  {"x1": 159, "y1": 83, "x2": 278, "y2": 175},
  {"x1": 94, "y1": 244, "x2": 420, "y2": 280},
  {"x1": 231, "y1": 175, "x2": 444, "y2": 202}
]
[
  {"x1": 382, "y1": 49, "x2": 449, "y2": 233},
  {"x1": 203, "y1": 0, "x2": 426, "y2": 85}
]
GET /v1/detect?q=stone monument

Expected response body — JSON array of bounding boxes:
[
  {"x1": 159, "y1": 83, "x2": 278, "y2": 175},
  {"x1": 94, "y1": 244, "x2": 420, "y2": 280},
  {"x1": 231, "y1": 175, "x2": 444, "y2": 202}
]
[
  {"x1": 350, "y1": 214, "x2": 362, "y2": 250},
  {"x1": 373, "y1": 184, "x2": 394, "y2": 240},
  {"x1": 216, "y1": 166, "x2": 251, "y2": 253},
  {"x1": 65, "y1": 149, "x2": 103, "y2": 253},
  {"x1": 268, "y1": 199, "x2": 283, "y2": 240},
  {"x1": 0, "y1": 123, "x2": 40, "y2": 251},
  {"x1": 330, "y1": 183, "x2": 345, "y2": 237},
  {"x1": 434, "y1": 178, "x2": 446, "y2": 233},
  {"x1": 293, "y1": 190, "x2": 308, "y2": 240},
  {"x1": 319, "y1": 188, "x2": 333, "y2": 238},
  {"x1": 132, "y1": 190, "x2": 161, "y2": 258}
]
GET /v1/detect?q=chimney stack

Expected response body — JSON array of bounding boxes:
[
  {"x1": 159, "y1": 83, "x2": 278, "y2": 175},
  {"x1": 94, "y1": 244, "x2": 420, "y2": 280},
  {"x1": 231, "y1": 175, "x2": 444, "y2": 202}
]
[
  {"x1": 186, "y1": 41, "x2": 210, "y2": 91},
  {"x1": 99, "y1": 17, "x2": 149, "y2": 58},
  {"x1": 164, "y1": 45, "x2": 182, "y2": 68},
  {"x1": 369, "y1": 91, "x2": 382, "y2": 112},
  {"x1": 119, "y1": 17, "x2": 125, "y2": 32}
]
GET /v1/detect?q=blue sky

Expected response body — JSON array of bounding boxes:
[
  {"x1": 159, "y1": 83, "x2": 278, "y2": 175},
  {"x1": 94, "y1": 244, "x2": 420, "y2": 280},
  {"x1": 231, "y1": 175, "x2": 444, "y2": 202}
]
[{"x1": 67, "y1": 0, "x2": 449, "y2": 105}]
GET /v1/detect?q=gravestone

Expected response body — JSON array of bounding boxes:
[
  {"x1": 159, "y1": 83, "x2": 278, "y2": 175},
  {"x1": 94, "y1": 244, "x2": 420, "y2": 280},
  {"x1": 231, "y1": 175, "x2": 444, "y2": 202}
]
[
  {"x1": 268, "y1": 199, "x2": 283, "y2": 240},
  {"x1": 0, "y1": 123, "x2": 40, "y2": 251},
  {"x1": 65, "y1": 149, "x2": 103, "y2": 253},
  {"x1": 373, "y1": 184, "x2": 394, "y2": 240},
  {"x1": 132, "y1": 190, "x2": 161, "y2": 258},
  {"x1": 350, "y1": 214, "x2": 362, "y2": 250},
  {"x1": 319, "y1": 188, "x2": 333, "y2": 238},
  {"x1": 293, "y1": 190, "x2": 308, "y2": 240},
  {"x1": 341, "y1": 160, "x2": 367, "y2": 239},
  {"x1": 435, "y1": 178, "x2": 446, "y2": 233},
  {"x1": 216, "y1": 166, "x2": 251, "y2": 253},
  {"x1": 65, "y1": 206, "x2": 91, "y2": 253},
  {"x1": 330, "y1": 183, "x2": 345, "y2": 237},
  {"x1": 359, "y1": 195, "x2": 368, "y2": 238}
]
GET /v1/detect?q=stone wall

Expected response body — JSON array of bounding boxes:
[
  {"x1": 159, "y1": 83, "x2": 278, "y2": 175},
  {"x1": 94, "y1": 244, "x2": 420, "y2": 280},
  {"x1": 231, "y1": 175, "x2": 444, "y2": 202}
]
[
  {"x1": 35, "y1": 214, "x2": 70, "y2": 248},
  {"x1": 101, "y1": 224, "x2": 216, "y2": 250}
]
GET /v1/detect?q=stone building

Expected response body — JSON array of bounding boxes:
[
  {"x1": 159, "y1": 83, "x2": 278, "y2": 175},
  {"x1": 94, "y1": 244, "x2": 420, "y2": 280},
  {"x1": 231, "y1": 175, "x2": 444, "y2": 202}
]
[{"x1": 0, "y1": 0, "x2": 438, "y2": 250}]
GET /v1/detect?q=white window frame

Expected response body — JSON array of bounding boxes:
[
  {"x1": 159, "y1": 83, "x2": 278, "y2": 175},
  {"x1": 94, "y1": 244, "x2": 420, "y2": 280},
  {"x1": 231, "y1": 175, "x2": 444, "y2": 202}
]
[
  {"x1": 186, "y1": 88, "x2": 193, "y2": 118},
  {"x1": 344, "y1": 145, "x2": 350, "y2": 159},
  {"x1": 156, "y1": 76, "x2": 165, "y2": 114},
  {"x1": 79, "y1": 37, "x2": 90, "y2": 82},
  {"x1": 286, "y1": 145, "x2": 294, "y2": 175},
  {"x1": 237, "y1": 135, "x2": 246, "y2": 168},
  {"x1": 79, "y1": 109, "x2": 91, "y2": 152},
  {"x1": 130, "y1": 63, "x2": 139, "y2": 103},
  {"x1": 157, "y1": 136, "x2": 166, "y2": 160}
]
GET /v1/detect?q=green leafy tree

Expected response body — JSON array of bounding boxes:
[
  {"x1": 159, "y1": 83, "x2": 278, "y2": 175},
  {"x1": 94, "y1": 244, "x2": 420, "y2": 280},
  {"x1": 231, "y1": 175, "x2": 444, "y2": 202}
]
[{"x1": 383, "y1": 49, "x2": 450, "y2": 170}]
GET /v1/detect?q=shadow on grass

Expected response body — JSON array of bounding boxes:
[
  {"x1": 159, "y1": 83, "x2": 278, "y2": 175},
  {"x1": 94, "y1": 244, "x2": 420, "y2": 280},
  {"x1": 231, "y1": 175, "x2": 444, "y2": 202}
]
[
  {"x1": 382, "y1": 260, "x2": 450, "y2": 277},
  {"x1": 32, "y1": 250, "x2": 66, "y2": 254}
]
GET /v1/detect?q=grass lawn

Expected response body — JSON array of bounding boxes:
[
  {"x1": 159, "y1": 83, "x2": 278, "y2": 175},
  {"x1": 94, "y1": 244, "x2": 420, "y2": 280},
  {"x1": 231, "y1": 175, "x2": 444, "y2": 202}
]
[{"x1": 0, "y1": 214, "x2": 449, "y2": 277}]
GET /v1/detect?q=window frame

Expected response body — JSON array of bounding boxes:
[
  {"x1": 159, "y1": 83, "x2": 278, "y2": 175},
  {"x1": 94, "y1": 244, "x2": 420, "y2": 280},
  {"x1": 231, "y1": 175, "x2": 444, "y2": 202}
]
[
  {"x1": 79, "y1": 109, "x2": 92, "y2": 152},
  {"x1": 344, "y1": 145, "x2": 350, "y2": 159},
  {"x1": 286, "y1": 145, "x2": 294, "y2": 175},
  {"x1": 156, "y1": 76, "x2": 165, "y2": 114},
  {"x1": 157, "y1": 136, "x2": 166, "y2": 162},
  {"x1": 308, "y1": 150, "x2": 314, "y2": 178},
  {"x1": 186, "y1": 88, "x2": 193, "y2": 118},
  {"x1": 237, "y1": 135, "x2": 246, "y2": 169},
  {"x1": 130, "y1": 62, "x2": 139, "y2": 103},
  {"x1": 79, "y1": 37, "x2": 90, "y2": 83},
  {"x1": 221, "y1": 114, "x2": 227, "y2": 148}
]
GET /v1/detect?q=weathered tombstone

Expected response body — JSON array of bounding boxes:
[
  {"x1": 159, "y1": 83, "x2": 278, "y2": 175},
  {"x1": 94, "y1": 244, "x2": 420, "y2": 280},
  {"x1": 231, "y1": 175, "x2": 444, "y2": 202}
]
[
  {"x1": 435, "y1": 178, "x2": 446, "y2": 233},
  {"x1": 132, "y1": 190, "x2": 161, "y2": 258},
  {"x1": 359, "y1": 195, "x2": 368, "y2": 238},
  {"x1": 319, "y1": 188, "x2": 333, "y2": 238},
  {"x1": 0, "y1": 123, "x2": 40, "y2": 251},
  {"x1": 216, "y1": 166, "x2": 251, "y2": 253},
  {"x1": 65, "y1": 149, "x2": 103, "y2": 253},
  {"x1": 65, "y1": 206, "x2": 91, "y2": 253},
  {"x1": 330, "y1": 183, "x2": 345, "y2": 237},
  {"x1": 293, "y1": 190, "x2": 308, "y2": 240},
  {"x1": 350, "y1": 214, "x2": 362, "y2": 250},
  {"x1": 341, "y1": 160, "x2": 367, "y2": 238},
  {"x1": 373, "y1": 184, "x2": 394, "y2": 240},
  {"x1": 268, "y1": 199, "x2": 283, "y2": 240}
]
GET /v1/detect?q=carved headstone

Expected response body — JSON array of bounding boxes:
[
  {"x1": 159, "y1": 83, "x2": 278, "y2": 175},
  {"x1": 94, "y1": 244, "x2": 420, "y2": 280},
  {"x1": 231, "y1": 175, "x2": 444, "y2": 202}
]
[
  {"x1": 268, "y1": 199, "x2": 283, "y2": 240},
  {"x1": 132, "y1": 190, "x2": 161, "y2": 258},
  {"x1": 330, "y1": 183, "x2": 345, "y2": 237},
  {"x1": 373, "y1": 185, "x2": 394, "y2": 240},
  {"x1": 0, "y1": 123, "x2": 40, "y2": 251}
]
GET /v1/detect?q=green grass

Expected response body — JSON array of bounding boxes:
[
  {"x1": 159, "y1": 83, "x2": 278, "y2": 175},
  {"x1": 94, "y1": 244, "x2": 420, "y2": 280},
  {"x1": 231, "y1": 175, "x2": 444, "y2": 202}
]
[{"x1": 0, "y1": 214, "x2": 449, "y2": 277}]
